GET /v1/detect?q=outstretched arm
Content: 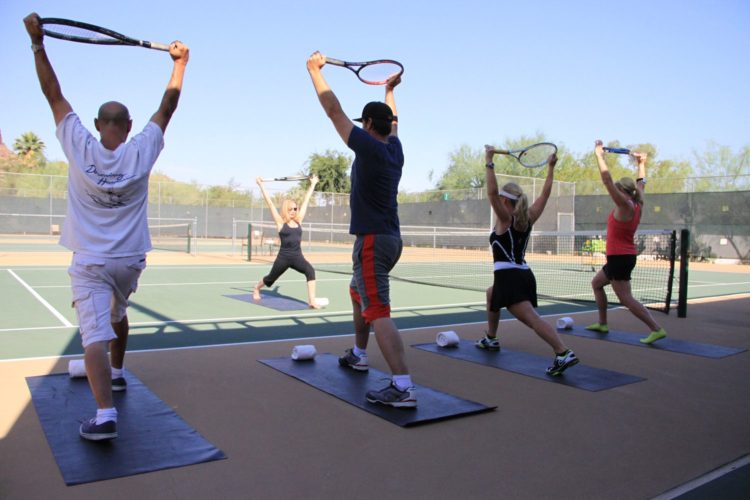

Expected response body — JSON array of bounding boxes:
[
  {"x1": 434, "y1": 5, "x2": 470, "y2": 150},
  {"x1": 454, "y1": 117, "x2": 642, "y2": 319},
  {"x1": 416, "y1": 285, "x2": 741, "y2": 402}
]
[
  {"x1": 632, "y1": 151, "x2": 647, "y2": 199},
  {"x1": 256, "y1": 177, "x2": 283, "y2": 228},
  {"x1": 528, "y1": 154, "x2": 557, "y2": 224},
  {"x1": 150, "y1": 41, "x2": 189, "y2": 133},
  {"x1": 297, "y1": 175, "x2": 319, "y2": 222},
  {"x1": 307, "y1": 51, "x2": 354, "y2": 144},
  {"x1": 485, "y1": 145, "x2": 512, "y2": 227},
  {"x1": 384, "y1": 74, "x2": 400, "y2": 137},
  {"x1": 24, "y1": 13, "x2": 72, "y2": 125},
  {"x1": 595, "y1": 140, "x2": 632, "y2": 210}
]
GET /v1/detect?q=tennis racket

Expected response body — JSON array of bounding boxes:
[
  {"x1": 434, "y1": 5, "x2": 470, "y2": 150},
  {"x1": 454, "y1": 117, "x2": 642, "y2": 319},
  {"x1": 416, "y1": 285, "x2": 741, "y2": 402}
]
[
  {"x1": 325, "y1": 57, "x2": 404, "y2": 85},
  {"x1": 40, "y1": 18, "x2": 169, "y2": 51},
  {"x1": 602, "y1": 147, "x2": 631, "y2": 155},
  {"x1": 259, "y1": 175, "x2": 310, "y2": 182},
  {"x1": 491, "y1": 142, "x2": 558, "y2": 168}
]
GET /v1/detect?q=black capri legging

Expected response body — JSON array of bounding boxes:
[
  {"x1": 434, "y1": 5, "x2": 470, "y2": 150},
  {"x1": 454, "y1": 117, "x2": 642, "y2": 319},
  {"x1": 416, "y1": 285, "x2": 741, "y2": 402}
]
[{"x1": 263, "y1": 252, "x2": 316, "y2": 287}]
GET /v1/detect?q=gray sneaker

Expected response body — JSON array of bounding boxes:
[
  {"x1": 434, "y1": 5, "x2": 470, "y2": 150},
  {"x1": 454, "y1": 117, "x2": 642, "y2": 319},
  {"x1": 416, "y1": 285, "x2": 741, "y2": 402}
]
[
  {"x1": 366, "y1": 382, "x2": 417, "y2": 408},
  {"x1": 79, "y1": 418, "x2": 117, "y2": 441},
  {"x1": 475, "y1": 335, "x2": 501, "y2": 352},
  {"x1": 338, "y1": 348, "x2": 368, "y2": 372}
]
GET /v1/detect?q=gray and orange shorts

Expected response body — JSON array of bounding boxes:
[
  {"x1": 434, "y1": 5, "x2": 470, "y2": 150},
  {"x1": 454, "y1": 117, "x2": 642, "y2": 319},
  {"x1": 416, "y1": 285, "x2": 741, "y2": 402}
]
[{"x1": 349, "y1": 234, "x2": 403, "y2": 323}]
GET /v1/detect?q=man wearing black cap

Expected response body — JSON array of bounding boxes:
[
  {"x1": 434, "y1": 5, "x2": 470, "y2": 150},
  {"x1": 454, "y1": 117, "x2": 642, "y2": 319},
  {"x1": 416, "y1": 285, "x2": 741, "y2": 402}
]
[{"x1": 307, "y1": 51, "x2": 416, "y2": 408}]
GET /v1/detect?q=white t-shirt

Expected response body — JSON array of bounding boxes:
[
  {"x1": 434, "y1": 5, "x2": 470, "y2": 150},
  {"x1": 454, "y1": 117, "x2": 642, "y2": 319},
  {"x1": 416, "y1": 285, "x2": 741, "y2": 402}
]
[{"x1": 56, "y1": 112, "x2": 164, "y2": 257}]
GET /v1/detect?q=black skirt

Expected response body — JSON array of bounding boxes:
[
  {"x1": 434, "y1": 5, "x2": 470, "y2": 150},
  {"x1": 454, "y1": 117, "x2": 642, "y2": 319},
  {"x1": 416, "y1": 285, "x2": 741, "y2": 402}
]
[{"x1": 490, "y1": 268, "x2": 538, "y2": 311}]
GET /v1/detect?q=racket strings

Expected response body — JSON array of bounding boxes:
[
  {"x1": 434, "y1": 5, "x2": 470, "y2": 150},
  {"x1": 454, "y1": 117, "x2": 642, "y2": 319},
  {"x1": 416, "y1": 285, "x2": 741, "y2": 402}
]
[
  {"x1": 43, "y1": 24, "x2": 121, "y2": 43},
  {"x1": 357, "y1": 62, "x2": 403, "y2": 84},
  {"x1": 519, "y1": 144, "x2": 557, "y2": 168}
]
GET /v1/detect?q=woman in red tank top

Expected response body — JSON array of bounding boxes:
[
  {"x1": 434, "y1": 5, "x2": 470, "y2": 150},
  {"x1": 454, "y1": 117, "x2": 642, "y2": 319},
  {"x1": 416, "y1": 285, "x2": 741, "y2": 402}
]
[{"x1": 586, "y1": 140, "x2": 667, "y2": 344}]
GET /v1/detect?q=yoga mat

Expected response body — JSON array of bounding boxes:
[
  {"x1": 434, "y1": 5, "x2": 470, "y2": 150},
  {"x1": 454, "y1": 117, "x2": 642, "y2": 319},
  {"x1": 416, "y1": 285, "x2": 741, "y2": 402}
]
[
  {"x1": 224, "y1": 293, "x2": 310, "y2": 311},
  {"x1": 259, "y1": 354, "x2": 495, "y2": 427},
  {"x1": 27, "y1": 370, "x2": 226, "y2": 485},
  {"x1": 412, "y1": 340, "x2": 645, "y2": 392},
  {"x1": 557, "y1": 325, "x2": 746, "y2": 359}
]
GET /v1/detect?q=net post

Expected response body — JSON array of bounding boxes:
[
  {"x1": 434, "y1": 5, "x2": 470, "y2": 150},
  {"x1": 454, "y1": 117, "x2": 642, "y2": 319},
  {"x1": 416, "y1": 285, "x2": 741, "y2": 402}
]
[
  {"x1": 663, "y1": 230, "x2": 677, "y2": 313},
  {"x1": 247, "y1": 223, "x2": 252, "y2": 262},
  {"x1": 187, "y1": 222, "x2": 192, "y2": 254},
  {"x1": 677, "y1": 229, "x2": 689, "y2": 318}
]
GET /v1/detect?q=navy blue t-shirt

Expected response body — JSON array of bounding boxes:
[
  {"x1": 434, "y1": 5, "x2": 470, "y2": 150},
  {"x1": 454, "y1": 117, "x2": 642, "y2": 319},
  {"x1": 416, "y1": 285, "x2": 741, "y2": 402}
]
[{"x1": 347, "y1": 126, "x2": 404, "y2": 236}]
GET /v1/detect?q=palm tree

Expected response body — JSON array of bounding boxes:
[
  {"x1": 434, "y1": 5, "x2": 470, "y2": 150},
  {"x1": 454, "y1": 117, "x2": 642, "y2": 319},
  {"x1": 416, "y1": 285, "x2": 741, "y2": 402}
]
[{"x1": 13, "y1": 132, "x2": 45, "y2": 158}]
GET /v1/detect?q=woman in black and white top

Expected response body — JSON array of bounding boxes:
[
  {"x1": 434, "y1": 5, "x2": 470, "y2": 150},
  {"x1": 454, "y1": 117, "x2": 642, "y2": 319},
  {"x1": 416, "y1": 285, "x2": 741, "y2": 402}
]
[{"x1": 478, "y1": 145, "x2": 579, "y2": 376}]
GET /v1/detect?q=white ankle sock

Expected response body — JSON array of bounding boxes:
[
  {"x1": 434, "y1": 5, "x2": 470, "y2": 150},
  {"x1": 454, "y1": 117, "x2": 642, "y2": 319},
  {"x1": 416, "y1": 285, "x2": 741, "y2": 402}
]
[
  {"x1": 353, "y1": 346, "x2": 367, "y2": 358},
  {"x1": 392, "y1": 375, "x2": 412, "y2": 391},
  {"x1": 111, "y1": 367, "x2": 123, "y2": 378},
  {"x1": 96, "y1": 407, "x2": 118, "y2": 424}
]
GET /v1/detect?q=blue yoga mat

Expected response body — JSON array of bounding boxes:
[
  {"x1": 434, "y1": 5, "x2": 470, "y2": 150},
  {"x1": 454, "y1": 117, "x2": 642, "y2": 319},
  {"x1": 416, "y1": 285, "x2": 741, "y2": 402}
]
[
  {"x1": 259, "y1": 354, "x2": 495, "y2": 427},
  {"x1": 412, "y1": 340, "x2": 645, "y2": 392},
  {"x1": 224, "y1": 293, "x2": 310, "y2": 311},
  {"x1": 27, "y1": 370, "x2": 226, "y2": 485},
  {"x1": 557, "y1": 325, "x2": 746, "y2": 358}
]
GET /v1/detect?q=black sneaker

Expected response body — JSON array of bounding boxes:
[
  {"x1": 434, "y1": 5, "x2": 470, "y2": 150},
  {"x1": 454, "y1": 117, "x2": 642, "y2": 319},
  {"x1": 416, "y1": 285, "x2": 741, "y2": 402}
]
[
  {"x1": 546, "y1": 349, "x2": 580, "y2": 377},
  {"x1": 338, "y1": 348, "x2": 369, "y2": 372},
  {"x1": 366, "y1": 382, "x2": 417, "y2": 408},
  {"x1": 112, "y1": 377, "x2": 127, "y2": 392},
  {"x1": 79, "y1": 418, "x2": 118, "y2": 441}
]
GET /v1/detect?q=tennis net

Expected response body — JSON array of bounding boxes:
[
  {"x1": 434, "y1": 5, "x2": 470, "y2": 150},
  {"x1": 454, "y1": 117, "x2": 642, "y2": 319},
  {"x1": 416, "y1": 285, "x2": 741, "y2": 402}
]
[
  {"x1": 148, "y1": 218, "x2": 195, "y2": 254},
  {"x1": 247, "y1": 221, "x2": 678, "y2": 312}
]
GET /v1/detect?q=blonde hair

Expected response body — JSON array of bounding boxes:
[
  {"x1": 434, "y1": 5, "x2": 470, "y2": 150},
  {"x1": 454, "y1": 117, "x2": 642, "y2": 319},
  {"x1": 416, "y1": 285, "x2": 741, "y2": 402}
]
[
  {"x1": 280, "y1": 199, "x2": 300, "y2": 224},
  {"x1": 616, "y1": 177, "x2": 643, "y2": 204},
  {"x1": 501, "y1": 182, "x2": 530, "y2": 230}
]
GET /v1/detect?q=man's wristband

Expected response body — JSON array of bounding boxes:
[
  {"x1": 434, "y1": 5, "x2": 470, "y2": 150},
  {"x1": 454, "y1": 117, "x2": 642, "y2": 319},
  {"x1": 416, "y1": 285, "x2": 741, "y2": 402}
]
[
  {"x1": 31, "y1": 43, "x2": 44, "y2": 53},
  {"x1": 486, "y1": 162, "x2": 495, "y2": 169},
  {"x1": 391, "y1": 116, "x2": 398, "y2": 122},
  {"x1": 636, "y1": 177, "x2": 646, "y2": 184}
]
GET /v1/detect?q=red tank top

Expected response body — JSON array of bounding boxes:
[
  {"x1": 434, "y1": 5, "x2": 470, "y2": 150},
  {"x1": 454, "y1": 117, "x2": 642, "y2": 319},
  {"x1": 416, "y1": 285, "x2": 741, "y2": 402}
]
[{"x1": 606, "y1": 202, "x2": 641, "y2": 255}]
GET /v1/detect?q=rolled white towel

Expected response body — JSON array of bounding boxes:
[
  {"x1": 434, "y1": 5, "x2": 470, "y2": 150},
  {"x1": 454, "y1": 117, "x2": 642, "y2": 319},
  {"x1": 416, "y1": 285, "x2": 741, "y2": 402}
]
[
  {"x1": 556, "y1": 317, "x2": 574, "y2": 330},
  {"x1": 291, "y1": 345, "x2": 317, "y2": 361},
  {"x1": 314, "y1": 297, "x2": 329, "y2": 307},
  {"x1": 68, "y1": 359, "x2": 87, "y2": 378},
  {"x1": 436, "y1": 330, "x2": 460, "y2": 347}
]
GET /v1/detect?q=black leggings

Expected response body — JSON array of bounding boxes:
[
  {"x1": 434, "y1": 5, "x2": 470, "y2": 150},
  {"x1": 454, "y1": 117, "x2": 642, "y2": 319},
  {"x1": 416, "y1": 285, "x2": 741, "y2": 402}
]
[{"x1": 263, "y1": 252, "x2": 316, "y2": 287}]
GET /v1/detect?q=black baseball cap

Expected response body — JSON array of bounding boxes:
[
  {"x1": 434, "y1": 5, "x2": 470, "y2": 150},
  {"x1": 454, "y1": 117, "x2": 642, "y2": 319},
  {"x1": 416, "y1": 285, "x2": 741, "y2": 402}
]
[{"x1": 353, "y1": 101, "x2": 394, "y2": 122}]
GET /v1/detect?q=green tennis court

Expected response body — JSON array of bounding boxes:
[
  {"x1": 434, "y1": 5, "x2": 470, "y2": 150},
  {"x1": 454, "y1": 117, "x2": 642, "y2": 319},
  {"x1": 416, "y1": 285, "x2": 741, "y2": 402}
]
[{"x1": 1, "y1": 257, "x2": 747, "y2": 361}]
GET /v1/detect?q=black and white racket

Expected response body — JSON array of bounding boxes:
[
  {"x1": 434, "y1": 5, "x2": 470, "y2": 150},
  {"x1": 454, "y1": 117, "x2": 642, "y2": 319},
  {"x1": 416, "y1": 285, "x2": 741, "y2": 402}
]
[
  {"x1": 325, "y1": 57, "x2": 404, "y2": 85},
  {"x1": 259, "y1": 175, "x2": 310, "y2": 182},
  {"x1": 40, "y1": 17, "x2": 169, "y2": 51},
  {"x1": 492, "y1": 142, "x2": 558, "y2": 168},
  {"x1": 602, "y1": 147, "x2": 631, "y2": 155}
]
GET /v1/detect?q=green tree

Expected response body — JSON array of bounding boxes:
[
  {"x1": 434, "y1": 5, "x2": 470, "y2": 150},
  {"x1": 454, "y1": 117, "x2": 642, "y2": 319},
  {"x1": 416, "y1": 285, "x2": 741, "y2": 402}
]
[
  {"x1": 13, "y1": 132, "x2": 46, "y2": 161},
  {"x1": 306, "y1": 150, "x2": 351, "y2": 193},
  {"x1": 435, "y1": 134, "x2": 577, "y2": 191},
  {"x1": 691, "y1": 142, "x2": 750, "y2": 191}
]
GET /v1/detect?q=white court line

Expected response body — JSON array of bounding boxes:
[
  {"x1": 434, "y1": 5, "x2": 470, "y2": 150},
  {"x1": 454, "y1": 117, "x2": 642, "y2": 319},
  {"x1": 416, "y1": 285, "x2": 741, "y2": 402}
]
[
  {"x1": 0, "y1": 300, "x2": 485, "y2": 334},
  {"x1": 0, "y1": 303, "x2": 585, "y2": 363},
  {"x1": 0, "y1": 293, "x2": 750, "y2": 363},
  {"x1": 7, "y1": 269, "x2": 73, "y2": 327},
  {"x1": 652, "y1": 453, "x2": 750, "y2": 500}
]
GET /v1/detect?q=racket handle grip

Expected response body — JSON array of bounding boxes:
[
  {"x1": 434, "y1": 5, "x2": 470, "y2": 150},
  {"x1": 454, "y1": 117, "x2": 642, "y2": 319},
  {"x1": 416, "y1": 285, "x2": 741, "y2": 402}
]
[
  {"x1": 325, "y1": 57, "x2": 345, "y2": 67},
  {"x1": 493, "y1": 149, "x2": 510, "y2": 155},
  {"x1": 603, "y1": 147, "x2": 631, "y2": 154},
  {"x1": 145, "y1": 41, "x2": 170, "y2": 51}
]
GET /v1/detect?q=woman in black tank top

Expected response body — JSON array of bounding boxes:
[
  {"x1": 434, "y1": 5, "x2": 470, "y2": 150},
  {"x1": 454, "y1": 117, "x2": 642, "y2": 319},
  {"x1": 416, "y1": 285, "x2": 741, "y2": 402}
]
[{"x1": 252, "y1": 175, "x2": 322, "y2": 308}]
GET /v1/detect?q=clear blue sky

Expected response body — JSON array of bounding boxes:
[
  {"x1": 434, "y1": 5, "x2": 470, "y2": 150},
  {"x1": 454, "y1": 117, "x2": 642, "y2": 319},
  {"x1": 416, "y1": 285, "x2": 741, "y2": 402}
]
[{"x1": 2, "y1": 0, "x2": 748, "y2": 192}]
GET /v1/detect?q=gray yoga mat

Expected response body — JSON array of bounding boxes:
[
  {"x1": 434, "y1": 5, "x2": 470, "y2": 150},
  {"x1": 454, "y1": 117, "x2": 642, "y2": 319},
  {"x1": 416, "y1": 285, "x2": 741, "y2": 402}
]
[
  {"x1": 557, "y1": 325, "x2": 746, "y2": 358},
  {"x1": 27, "y1": 370, "x2": 226, "y2": 485},
  {"x1": 412, "y1": 340, "x2": 645, "y2": 392},
  {"x1": 259, "y1": 353, "x2": 495, "y2": 427}
]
